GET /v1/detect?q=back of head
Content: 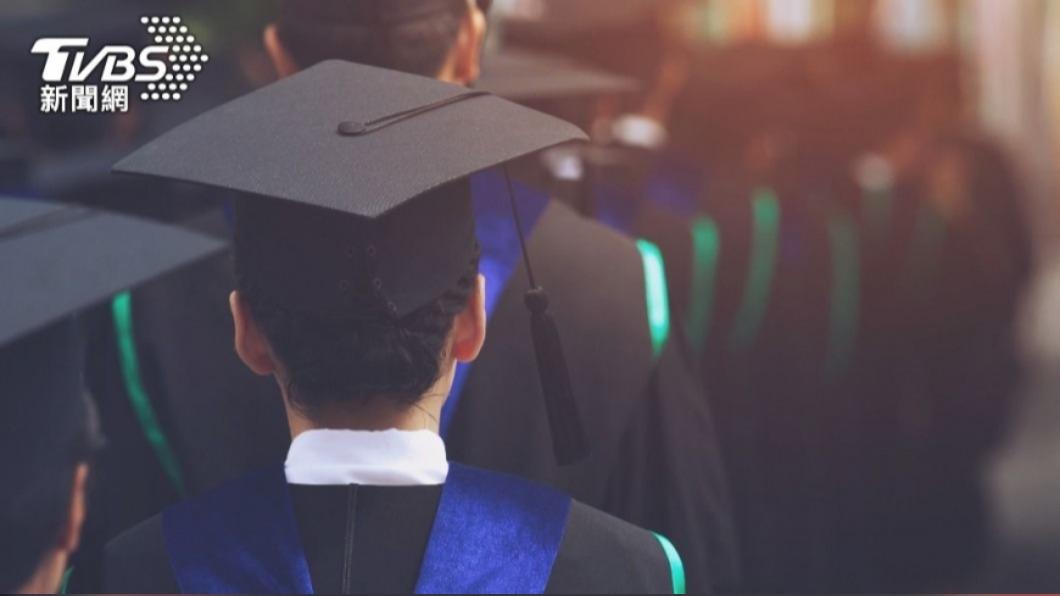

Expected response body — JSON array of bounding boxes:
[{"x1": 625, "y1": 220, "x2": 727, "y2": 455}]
[
  {"x1": 232, "y1": 180, "x2": 479, "y2": 420},
  {"x1": 275, "y1": 0, "x2": 470, "y2": 76},
  {"x1": 0, "y1": 322, "x2": 96, "y2": 593}
]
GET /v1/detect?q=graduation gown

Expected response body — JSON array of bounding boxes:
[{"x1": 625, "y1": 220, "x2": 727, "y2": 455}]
[
  {"x1": 82, "y1": 174, "x2": 736, "y2": 594},
  {"x1": 826, "y1": 139, "x2": 1030, "y2": 590},
  {"x1": 100, "y1": 464, "x2": 676, "y2": 594},
  {"x1": 447, "y1": 173, "x2": 737, "y2": 592}
]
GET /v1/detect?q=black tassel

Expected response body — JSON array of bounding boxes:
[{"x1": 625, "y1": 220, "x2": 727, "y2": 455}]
[
  {"x1": 525, "y1": 287, "x2": 588, "y2": 465},
  {"x1": 503, "y1": 165, "x2": 589, "y2": 466}
]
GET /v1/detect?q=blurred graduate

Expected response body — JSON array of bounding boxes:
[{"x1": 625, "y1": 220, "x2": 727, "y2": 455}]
[{"x1": 0, "y1": 197, "x2": 222, "y2": 593}]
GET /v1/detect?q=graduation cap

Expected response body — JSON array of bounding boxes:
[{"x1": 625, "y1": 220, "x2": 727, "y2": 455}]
[
  {"x1": 113, "y1": 60, "x2": 591, "y2": 465},
  {"x1": 476, "y1": 49, "x2": 639, "y2": 102},
  {"x1": 0, "y1": 196, "x2": 224, "y2": 560},
  {"x1": 0, "y1": 197, "x2": 225, "y2": 346}
]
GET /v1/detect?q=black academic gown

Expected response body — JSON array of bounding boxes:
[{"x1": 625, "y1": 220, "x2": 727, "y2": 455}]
[
  {"x1": 81, "y1": 198, "x2": 736, "y2": 594},
  {"x1": 446, "y1": 199, "x2": 737, "y2": 592},
  {"x1": 101, "y1": 479, "x2": 673, "y2": 594}
]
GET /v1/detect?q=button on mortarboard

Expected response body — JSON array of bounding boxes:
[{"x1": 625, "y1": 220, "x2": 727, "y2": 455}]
[{"x1": 337, "y1": 121, "x2": 368, "y2": 136}]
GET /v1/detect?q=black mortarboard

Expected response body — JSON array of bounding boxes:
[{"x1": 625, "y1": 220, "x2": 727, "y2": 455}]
[
  {"x1": 113, "y1": 60, "x2": 590, "y2": 464},
  {"x1": 0, "y1": 195, "x2": 224, "y2": 429},
  {"x1": 0, "y1": 196, "x2": 224, "y2": 582},
  {"x1": 0, "y1": 197, "x2": 226, "y2": 346},
  {"x1": 477, "y1": 49, "x2": 639, "y2": 102},
  {"x1": 0, "y1": 195, "x2": 225, "y2": 447}
]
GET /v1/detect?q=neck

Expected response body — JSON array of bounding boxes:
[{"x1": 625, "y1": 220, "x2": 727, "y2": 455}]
[
  {"x1": 435, "y1": 53, "x2": 468, "y2": 85},
  {"x1": 17, "y1": 551, "x2": 65, "y2": 594},
  {"x1": 283, "y1": 363, "x2": 453, "y2": 438}
]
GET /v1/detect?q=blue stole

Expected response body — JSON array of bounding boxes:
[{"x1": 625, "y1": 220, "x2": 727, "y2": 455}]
[
  {"x1": 594, "y1": 179, "x2": 639, "y2": 234},
  {"x1": 644, "y1": 153, "x2": 705, "y2": 219},
  {"x1": 439, "y1": 169, "x2": 550, "y2": 436},
  {"x1": 596, "y1": 153, "x2": 705, "y2": 236},
  {"x1": 162, "y1": 462, "x2": 571, "y2": 594}
]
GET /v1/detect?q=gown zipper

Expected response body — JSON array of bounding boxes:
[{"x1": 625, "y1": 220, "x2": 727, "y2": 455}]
[{"x1": 341, "y1": 484, "x2": 358, "y2": 594}]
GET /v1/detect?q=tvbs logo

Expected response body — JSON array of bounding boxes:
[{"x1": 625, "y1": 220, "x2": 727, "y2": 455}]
[{"x1": 31, "y1": 16, "x2": 208, "y2": 114}]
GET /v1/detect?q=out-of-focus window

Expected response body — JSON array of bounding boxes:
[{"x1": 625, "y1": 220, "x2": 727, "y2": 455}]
[
  {"x1": 681, "y1": 0, "x2": 955, "y2": 48},
  {"x1": 699, "y1": 0, "x2": 762, "y2": 44},
  {"x1": 763, "y1": 0, "x2": 832, "y2": 44},
  {"x1": 1045, "y1": 0, "x2": 1060, "y2": 178},
  {"x1": 873, "y1": 0, "x2": 949, "y2": 53}
]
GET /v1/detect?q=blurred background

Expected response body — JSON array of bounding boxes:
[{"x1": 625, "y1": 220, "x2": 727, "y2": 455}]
[{"x1": 3, "y1": 0, "x2": 1060, "y2": 592}]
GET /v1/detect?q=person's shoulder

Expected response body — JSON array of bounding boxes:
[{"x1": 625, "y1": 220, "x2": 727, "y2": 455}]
[
  {"x1": 533, "y1": 199, "x2": 665, "y2": 353},
  {"x1": 102, "y1": 466, "x2": 279, "y2": 594},
  {"x1": 445, "y1": 464, "x2": 679, "y2": 593},
  {"x1": 547, "y1": 500, "x2": 681, "y2": 594},
  {"x1": 103, "y1": 513, "x2": 181, "y2": 594},
  {"x1": 529, "y1": 198, "x2": 656, "y2": 364},
  {"x1": 534, "y1": 198, "x2": 646, "y2": 293}
]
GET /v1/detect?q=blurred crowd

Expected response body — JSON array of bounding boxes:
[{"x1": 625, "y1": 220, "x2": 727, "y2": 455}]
[{"x1": 501, "y1": 2, "x2": 1033, "y2": 591}]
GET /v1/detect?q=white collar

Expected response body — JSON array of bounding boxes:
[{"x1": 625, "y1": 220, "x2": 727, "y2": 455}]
[{"x1": 284, "y1": 428, "x2": 448, "y2": 486}]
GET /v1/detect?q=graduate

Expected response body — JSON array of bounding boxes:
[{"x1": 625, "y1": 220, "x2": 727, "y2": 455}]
[
  {"x1": 0, "y1": 196, "x2": 222, "y2": 593},
  {"x1": 0, "y1": 321, "x2": 94, "y2": 595},
  {"x1": 251, "y1": 1, "x2": 737, "y2": 591},
  {"x1": 100, "y1": 60, "x2": 682, "y2": 594},
  {"x1": 65, "y1": 2, "x2": 731, "y2": 590}
]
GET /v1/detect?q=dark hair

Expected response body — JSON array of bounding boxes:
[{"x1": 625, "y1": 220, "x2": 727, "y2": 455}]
[
  {"x1": 235, "y1": 233, "x2": 479, "y2": 416},
  {"x1": 0, "y1": 398, "x2": 98, "y2": 593},
  {"x1": 276, "y1": 0, "x2": 469, "y2": 77}
]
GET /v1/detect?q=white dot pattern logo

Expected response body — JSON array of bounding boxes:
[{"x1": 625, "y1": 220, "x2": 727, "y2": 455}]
[{"x1": 139, "y1": 15, "x2": 208, "y2": 103}]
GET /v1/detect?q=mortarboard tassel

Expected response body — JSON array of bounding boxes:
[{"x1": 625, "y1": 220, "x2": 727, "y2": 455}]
[{"x1": 503, "y1": 166, "x2": 589, "y2": 465}]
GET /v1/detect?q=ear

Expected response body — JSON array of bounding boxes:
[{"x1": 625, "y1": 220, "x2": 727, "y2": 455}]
[
  {"x1": 450, "y1": 273, "x2": 487, "y2": 363},
  {"x1": 263, "y1": 23, "x2": 300, "y2": 79},
  {"x1": 57, "y1": 464, "x2": 89, "y2": 554},
  {"x1": 451, "y1": 1, "x2": 487, "y2": 85},
  {"x1": 230, "y1": 290, "x2": 279, "y2": 376}
]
